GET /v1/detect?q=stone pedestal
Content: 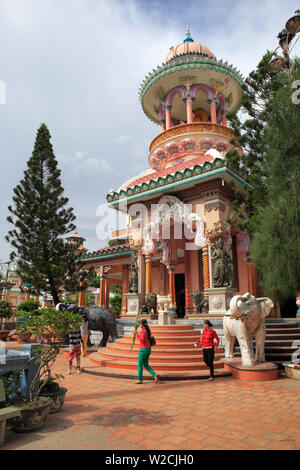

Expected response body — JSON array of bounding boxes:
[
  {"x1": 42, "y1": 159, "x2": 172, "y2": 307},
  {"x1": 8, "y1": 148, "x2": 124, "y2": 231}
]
[
  {"x1": 223, "y1": 358, "x2": 278, "y2": 381},
  {"x1": 206, "y1": 288, "x2": 236, "y2": 315},
  {"x1": 158, "y1": 312, "x2": 175, "y2": 325},
  {"x1": 125, "y1": 293, "x2": 144, "y2": 315}
]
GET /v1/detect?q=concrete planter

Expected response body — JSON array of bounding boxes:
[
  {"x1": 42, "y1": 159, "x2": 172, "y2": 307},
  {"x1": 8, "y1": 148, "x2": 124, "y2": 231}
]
[
  {"x1": 284, "y1": 363, "x2": 300, "y2": 380},
  {"x1": 9, "y1": 397, "x2": 52, "y2": 433},
  {"x1": 39, "y1": 386, "x2": 67, "y2": 414},
  {"x1": 0, "y1": 330, "x2": 10, "y2": 342}
]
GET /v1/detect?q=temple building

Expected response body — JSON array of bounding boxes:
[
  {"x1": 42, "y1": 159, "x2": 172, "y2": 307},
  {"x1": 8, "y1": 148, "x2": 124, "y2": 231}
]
[
  {"x1": 80, "y1": 29, "x2": 261, "y2": 318},
  {"x1": 2, "y1": 261, "x2": 28, "y2": 307}
]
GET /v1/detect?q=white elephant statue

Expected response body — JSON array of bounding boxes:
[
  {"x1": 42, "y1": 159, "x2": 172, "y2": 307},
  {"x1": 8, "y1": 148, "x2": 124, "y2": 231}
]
[{"x1": 223, "y1": 292, "x2": 274, "y2": 367}]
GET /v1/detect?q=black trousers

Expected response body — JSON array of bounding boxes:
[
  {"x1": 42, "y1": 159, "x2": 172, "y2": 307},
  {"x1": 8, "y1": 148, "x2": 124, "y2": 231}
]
[{"x1": 203, "y1": 347, "x2": 215, "y2": 378}]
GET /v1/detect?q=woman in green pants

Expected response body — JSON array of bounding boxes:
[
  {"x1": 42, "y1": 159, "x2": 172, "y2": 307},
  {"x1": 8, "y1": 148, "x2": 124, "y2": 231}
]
[{"x1": 136, "y1": 319, "x2": 160, "y2": 384}]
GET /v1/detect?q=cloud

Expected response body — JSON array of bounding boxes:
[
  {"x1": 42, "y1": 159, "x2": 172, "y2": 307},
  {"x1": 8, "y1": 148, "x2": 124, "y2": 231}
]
[
  {"x1": 57, "y1": 152, "x2": 114, "y2": 176},
  {"x1": 116, "y1": 135, "x2": 134, "y2": 143},
  {"x1": 0, "y1": 0, "x2": 299, "y2": 259}
]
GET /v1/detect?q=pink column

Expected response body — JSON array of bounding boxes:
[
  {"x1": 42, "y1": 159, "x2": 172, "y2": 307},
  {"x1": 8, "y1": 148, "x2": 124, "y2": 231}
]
[
  {"x1": 186, "y1": 98, "x2": 193, "y2": 123},
  {"x1": 221, "y1": 112, "x2": 227, "y2": 127},
  {"x1": 161, "y1": 121, "x2": 166, "y2": 131},
  {"x1": 209, "y1": 100, "x2": 217, "y2": 124},
  {"x1": 166, "y1": 107, "x2": 172, "y2": 130}
]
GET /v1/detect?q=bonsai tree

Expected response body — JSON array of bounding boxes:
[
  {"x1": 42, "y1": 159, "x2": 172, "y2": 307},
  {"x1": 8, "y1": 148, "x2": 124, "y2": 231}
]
[
  {"x1": 16, "y1": 299, "x2": 40, "y2": 314},
  {"x1": 0, "y1": 300, "x2": 14, "y2": 330},
  {"x1": 16, "y1": 307, "x2": 82, "y2": 403}
]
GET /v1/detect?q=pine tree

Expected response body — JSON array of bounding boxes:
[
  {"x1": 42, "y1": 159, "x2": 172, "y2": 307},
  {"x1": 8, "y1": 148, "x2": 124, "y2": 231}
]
[
  {"x1": 226, "y1": 52, "x2": 300, "y2": 303},
  {"x1": 6, "y1": 123, "x2": 79, "y2": 305},
  {"x1": 250, "y1": 68, "x2": 300, "y2": 302},
  {"x1": 226, "y1": 51, "x2": 289, "y2": 234}
]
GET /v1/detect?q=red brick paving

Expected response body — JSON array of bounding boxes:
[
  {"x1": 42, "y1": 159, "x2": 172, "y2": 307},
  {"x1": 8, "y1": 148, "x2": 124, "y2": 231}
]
[{"x1": 2, "y1": 352, "x2": 300, "y2": 450}]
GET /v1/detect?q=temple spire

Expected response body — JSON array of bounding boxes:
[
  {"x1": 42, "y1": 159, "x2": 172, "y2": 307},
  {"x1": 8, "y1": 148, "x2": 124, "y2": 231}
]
[{"x1": 184, "y1": 25, "x2": 194, "y2": 43}]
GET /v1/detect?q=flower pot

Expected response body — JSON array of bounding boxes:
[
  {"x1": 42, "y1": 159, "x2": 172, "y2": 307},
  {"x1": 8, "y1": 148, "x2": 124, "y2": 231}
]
[
  {"x1": 9, "y1": 397, "x2": 52, "y2": 433},
  {"x1": 39, "y1": 386, "x2": 67, "y2": 414},
  {"x1": 0, "y1": 330, "x2": 9, "y2": 341},
  {"x1": 16, "y1": 332, "x2": 31, "y2": 343}
]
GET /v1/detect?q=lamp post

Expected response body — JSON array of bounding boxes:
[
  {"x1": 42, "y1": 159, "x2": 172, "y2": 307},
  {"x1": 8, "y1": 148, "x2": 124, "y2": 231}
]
[{"x1": 268, "y1": 10, "x2": 300, "y2": 74}]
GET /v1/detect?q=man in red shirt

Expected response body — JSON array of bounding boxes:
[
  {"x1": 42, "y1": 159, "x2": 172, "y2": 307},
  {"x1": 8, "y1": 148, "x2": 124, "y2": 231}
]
[{"x1": 194, "y1": 320, "x2": 219, "y2": 381}]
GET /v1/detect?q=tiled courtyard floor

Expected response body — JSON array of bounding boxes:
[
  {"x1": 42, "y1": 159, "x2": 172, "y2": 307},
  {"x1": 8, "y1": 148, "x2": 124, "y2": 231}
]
[{"x1": 2, "y1": 353, "x2": 300, "y2": 450}]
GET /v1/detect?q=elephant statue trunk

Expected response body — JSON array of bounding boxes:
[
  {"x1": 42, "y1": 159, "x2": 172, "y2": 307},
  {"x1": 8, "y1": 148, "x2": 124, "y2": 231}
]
[{"x1": 229, "y1": 295, "x2": 246, "y2": 320}]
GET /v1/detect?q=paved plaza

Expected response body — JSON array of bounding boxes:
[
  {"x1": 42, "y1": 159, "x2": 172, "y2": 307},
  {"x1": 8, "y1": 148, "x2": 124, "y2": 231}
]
[{"x1": 2, "y1": 353, "x2": 300, "y2": 451}]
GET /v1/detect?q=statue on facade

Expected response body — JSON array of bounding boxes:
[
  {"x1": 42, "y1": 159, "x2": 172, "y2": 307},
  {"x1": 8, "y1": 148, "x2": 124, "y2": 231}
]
[
  {"x1": 211, "y1": 237, "x2": 233, "y2": 288},
  {"x1": 129, "y1": 253, "x2": 138, "y2": 293}
]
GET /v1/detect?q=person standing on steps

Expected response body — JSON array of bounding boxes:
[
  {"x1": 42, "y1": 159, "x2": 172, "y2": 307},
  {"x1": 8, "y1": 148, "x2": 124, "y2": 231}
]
[
  {"x1": 134, "y1": 319, "x2": 160, "y2": 384},
  {"x1": 194, "y1": 320, "x2": 219, "y2": 381}
]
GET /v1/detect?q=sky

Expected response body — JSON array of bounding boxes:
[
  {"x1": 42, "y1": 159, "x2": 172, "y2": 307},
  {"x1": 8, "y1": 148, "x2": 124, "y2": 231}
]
[{"x1": 0, "y1": 0, "x2": 299, "y2": 263}]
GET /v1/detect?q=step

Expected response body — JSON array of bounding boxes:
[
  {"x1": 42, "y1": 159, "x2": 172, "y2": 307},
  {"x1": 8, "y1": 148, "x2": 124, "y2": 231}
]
[
  {"x1": 120, "y1": 335, "x2": 201, "y2": 343},
  {"x1": 115, "y1": 341, "x2": 204, "y2": 350},
  {"x1": 261, "y1": 339, "x2": 300, "y2": 345},
  {"x1": 82, "y1": 365, "x2": 232, "y2": 381},
  {"x1": 150, "y1": 325, "x2": 194, "y2": 330},
  {"x1": 88, "y1": 353, "x2": 224, "y2": 371},
  {"x1": 96, "y1": 351, "x2": 225, "y2": 364},
  {"x1": 264, "y1": 334, "x2": 300, "y2": 340},
  {"x1": 266, "y1": 323, "x2": 299, "y2": 329},
  {"x1": 266, "y1": 352, "x2": 297, "y2": 358},
  {"x1": 266, "y1": 325, "x2": 300, "y2": 334},
  {"x1": 105, "y1": 345, "x2": 225, "y2": 355},
  {"x1": 141, "y1": 330, "x2": 201, "y2": 337}
]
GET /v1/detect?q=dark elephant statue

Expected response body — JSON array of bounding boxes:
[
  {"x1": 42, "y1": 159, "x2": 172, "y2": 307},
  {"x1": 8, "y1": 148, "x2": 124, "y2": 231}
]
[{"x1": 56, "y1": 303, "x2": 118, "y2": 348}]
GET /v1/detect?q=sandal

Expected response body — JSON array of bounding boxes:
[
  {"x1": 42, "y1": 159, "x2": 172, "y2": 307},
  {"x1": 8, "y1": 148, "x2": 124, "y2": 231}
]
[
  {"x1": 136, "y1": 381, "x2": 143, "y2": 384},
  {"x1": 155, "y1": 374, "x2": 160, "y2": 384}
]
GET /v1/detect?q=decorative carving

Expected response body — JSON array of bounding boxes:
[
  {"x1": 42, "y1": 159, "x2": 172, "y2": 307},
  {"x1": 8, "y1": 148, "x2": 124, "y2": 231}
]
[
  {"x1": 149, "y1": 122, "x2": 236, "y2": 152},
  {"x1": 129, "y1": 253, "x2": 138, "y2": 293},
  {"x1": 96, "y1": 265, "x2": 112, "y2": 278},
  {"x1": 129, "y1": 300, "x2": 137, "y2": 312},
  {"x1": 204, "y1": 199, "x2": 226, "y2": 213},
  {"x1": 210, "y1": 79, "x2": 225, "y2": 95},
  {"x1": 141, "y1": 223, "x2": 157, "y2": 255},
  {"x1": 129, "y1": 238, "x2": 143, "y2": 251},
  {"x1": 155, "y1": 195, "x2": 206, "y2": 248},
  {"x1": 206, "y1": 221, "x2": 230, "y2": 243},
  {"x1": 211, "y1": 296, "x2": 223, "y2": 310},
  {"x1": 160, "y1": 239, "x2": 171, "y2": 266}
]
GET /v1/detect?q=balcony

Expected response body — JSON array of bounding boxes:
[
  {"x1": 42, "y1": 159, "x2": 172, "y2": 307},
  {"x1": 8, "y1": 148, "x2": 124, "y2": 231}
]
[{"x1": 149, "y1": 122, "x2": 236, "y2": 153}]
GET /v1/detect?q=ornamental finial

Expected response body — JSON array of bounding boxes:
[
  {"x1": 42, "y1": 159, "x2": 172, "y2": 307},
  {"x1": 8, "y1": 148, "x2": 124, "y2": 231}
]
[{"x1": 184, "y1": 25, "x2": 194, "y2": 43}]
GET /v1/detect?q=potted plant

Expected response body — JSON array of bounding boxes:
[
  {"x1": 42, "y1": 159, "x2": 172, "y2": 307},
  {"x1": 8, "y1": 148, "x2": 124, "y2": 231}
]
[
  {"x1": 191, "y1": 290, "x2": 209, "y2": 314},
  {"x1": 9, "y1": 307, "x2": 82, "y2": 430},
  {"x1": 0, "y1": 300, "x2": 14, "y2": 341},
  {"x1": 15, "y1": 300, "x2": 41, "y2": 343}
]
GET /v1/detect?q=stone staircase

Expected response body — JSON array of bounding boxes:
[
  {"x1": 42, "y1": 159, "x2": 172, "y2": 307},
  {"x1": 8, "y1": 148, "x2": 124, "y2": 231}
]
[
  {"x1": 235, "y1": 322, "x2": 300, "y2": 367},
  {"x1": 84, "y1": 324, "x2": 231, "y2": 380}
]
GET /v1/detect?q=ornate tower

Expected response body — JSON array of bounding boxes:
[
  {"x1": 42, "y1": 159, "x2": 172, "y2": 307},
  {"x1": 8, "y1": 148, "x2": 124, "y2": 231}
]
[{"x1": 101, "y1": 30, "x2": 254, "y2": 317}]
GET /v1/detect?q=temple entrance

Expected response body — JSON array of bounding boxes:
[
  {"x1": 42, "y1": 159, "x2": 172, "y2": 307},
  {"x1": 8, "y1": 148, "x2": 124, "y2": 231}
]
[
  {"x1": 175, "y1": 273, "x2": 185, "y2": 318},
  {"x1": 280, "y1": 297, "x2": 297, "y2": 318}
]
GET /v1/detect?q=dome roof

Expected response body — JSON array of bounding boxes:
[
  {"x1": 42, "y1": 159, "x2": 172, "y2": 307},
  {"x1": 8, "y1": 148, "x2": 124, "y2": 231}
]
[{"x1": 166, "y1": 27, "x2": 216, "y2": 63}]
